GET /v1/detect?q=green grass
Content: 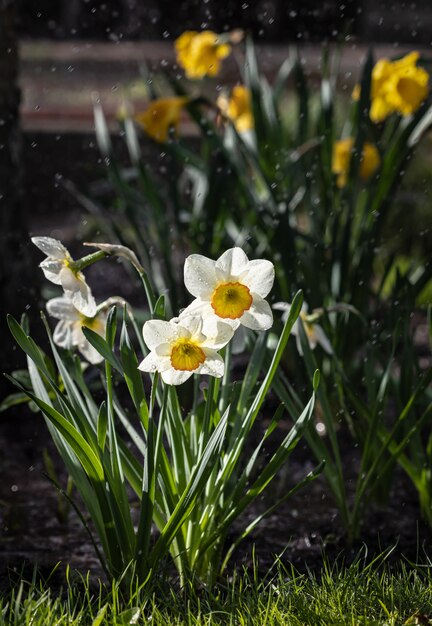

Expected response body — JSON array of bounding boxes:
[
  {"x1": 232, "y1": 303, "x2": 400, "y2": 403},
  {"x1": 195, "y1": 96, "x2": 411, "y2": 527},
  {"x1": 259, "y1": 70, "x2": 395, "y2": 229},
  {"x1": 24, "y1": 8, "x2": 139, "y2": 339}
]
[{"x1": 2, "y1": 555, "x2": 432, "y2": 625}]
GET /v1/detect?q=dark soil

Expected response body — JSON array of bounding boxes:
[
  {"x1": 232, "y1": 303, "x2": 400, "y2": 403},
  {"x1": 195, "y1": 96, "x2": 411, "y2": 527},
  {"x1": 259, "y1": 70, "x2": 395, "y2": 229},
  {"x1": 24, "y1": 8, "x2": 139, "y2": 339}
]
[{"x1": 1, "y1": 399, "x2": 430, "y2": 593}]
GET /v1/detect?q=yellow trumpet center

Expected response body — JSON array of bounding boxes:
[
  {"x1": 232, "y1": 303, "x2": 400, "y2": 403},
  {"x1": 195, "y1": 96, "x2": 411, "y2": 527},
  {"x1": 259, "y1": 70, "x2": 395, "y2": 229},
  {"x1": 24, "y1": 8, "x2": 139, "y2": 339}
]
[
  {"x1": 170, "y1": 338, "x2": 206, "y2": 372},
  {"x1": 300, "y1": 312, "x2": 316, "y2": 341},
  {"x1": 211, "y1": 281, "x2": 252, "y2": 319},
  {"x1": 79, "y1": 314, "x2": 104, "y2": 334}
]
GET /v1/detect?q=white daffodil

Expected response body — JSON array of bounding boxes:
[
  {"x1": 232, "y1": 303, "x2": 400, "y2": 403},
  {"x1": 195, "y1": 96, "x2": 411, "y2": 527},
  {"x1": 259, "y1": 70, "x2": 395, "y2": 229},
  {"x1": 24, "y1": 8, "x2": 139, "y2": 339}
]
[
  {"x1": 46, "y1": 296, "x2": 113, "y2": 364},
  {"x1": 138, "y1": 315, "x2": 234, "y2": 385},
  {"x1": 181, "y1": 248, "x2": 274, "y2": 331},
  {"x1": 32, "y1": 237, "x2": 96, "y2": 317},
  {"x1": 273, "y1": 302, "x2": 333, "y2": 356}
]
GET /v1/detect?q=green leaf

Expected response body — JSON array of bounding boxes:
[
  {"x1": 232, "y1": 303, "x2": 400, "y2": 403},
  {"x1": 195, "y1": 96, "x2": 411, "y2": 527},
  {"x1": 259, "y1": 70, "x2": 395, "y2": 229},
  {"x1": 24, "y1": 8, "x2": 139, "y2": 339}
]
[
  {"x1": 81, "y1": 327, "x2": 123, "y2": 372},
  {"x1": 97, "y1": 401, "x2": 108, "y2": 451}
]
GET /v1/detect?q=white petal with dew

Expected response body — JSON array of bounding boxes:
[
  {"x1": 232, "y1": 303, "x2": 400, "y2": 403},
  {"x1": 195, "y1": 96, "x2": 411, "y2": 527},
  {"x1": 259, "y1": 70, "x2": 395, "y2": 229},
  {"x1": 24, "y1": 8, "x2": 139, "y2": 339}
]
[
  {"x1": 31, "y1": 237, "x2": 69, "y2": 260},
  {"x1": 200, "y1": 350, "x2": 224, "y2": 377},
  {"x1": 183, "y1": 254, "x2": 217, "y2": 298},
  {"x1": 177, "y1": 315, "x2": 204, "y2": 339},
  {"x1": 240, "y1": 259, "x2": 275, "y2": 298},
  {"x1": 39, "y1": 259, "x2": 64, "y2": 285},
  {"x1": 46, "y1": 297, "x2": 80, "y2": 321},
  {"x1": 138, "y1": 352, "x2": 171, "y2": 373},
  {"x1": 179, "y1": 298, "x2": 213, "y2": 319},
  {"x1": 200, "y1": 317, "x2": 234, "y2": 349},
  {"x1": 161, "y1": 368, "x2": 194, "y2": 385},
  {"x1": 240, "y1": 295, "x2": 273, "y2": 331},
  {"x1": 143, "y1": 319, "x2": 188, "y2": 351},
  {"x1": 53, "y1": 320, "x2": 74, "y2": 349},
  {"x1": 215, "y1": 247, "x2": 249, "y2": 280}
]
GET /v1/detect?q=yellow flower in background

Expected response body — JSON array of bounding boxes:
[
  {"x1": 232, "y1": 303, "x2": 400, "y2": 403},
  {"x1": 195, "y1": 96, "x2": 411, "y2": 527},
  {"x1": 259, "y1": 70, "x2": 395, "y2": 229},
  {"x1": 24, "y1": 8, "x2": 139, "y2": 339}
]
[
  {"x1": 217, "y1": 85, "x2": 254, "y2": 132},
  {"x1": 383, "y1": 52, "x2": 429, "y2": 117},
  {"x1": 175, "y1": 30, "x2": 231, "y2": 79},
  {"x1": 332, "y1": 138, "x2": 380, "y2": 188},
  {"x1": 135, "y1": 97, "x2": 188, "y2": 142},
  {"x1": 353, "y1": 52, "x2": 429, "y2": 123}
]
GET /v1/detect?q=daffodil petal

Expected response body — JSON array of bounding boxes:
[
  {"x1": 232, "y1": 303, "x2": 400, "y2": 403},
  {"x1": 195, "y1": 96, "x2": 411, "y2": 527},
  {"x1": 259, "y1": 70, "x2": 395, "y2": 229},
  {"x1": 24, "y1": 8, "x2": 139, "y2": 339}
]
[
  {"x1": 215, "y1": 247, "x2": 249, "y2": 279},
  {"x1": 53, "y1": 320, "x2": 73, "y2": 349},
  {"x1": 59, "y1": 267, "x2": 97, "y2": 317},
  {"x1": 154, "y1": 342, "x2": 172, "y2": 357},
  {"x1": 199, "y1": 350, "x2": 224, "y2": 377},
  {"x1": 240, "y1": 294, "x2": 273, "y2": 331},
  {"x1": 240, "y1": 259, "x2": 275, "y2": 298},
  {"x1": 31, "y1": 236, "x2": 69, "y2": 259},
  {"x1": 143, "y1": 319, "x2": 189, "y2": 351},
  {"x1": 46, "y1": 297, "x2": 80, "y2": 321},
  {"x1": 177, "y1": 315, "x2": 204, "y2": 338},
  {"x1": 78, "y1": 340, "x2": 104, "y2": 364},
  {"x1": 179, "y1": 299, "x2": 214, "y2": 319},
  {"x1": 200, "y1": 317, "x2": 234, "y2": 349},
  {"x1": 39, "y1": 259, "x2": 64, "y2": 285},
  {"x1": 161, "y1": 368, "x2": 194, "y2": 385},
  {"x1": 183, "y1": 254, "x2": 217, "y2": 298},
  {"x1": 314, "y1": 324, "x2": 333, "y2": 354},
  {"x1": 138, "y1": 352, "x2": 171, "y2": 373}
]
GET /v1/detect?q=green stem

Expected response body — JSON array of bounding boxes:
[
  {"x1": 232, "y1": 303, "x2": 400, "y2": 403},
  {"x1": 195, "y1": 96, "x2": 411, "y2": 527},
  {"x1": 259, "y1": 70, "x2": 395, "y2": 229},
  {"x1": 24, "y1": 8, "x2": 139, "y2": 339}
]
[{"x1": 73, "y1": 250, "x2": 107, "y2": 272}]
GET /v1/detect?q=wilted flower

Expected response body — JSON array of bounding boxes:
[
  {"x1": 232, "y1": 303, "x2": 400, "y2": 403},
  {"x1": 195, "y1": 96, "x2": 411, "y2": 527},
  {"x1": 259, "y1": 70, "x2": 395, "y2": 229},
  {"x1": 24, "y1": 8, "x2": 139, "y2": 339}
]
[
  {"x1": 273, "y1": 302, "x2": 332, "y2": 356},
  {"x1": 135, "y1": 97, "x2": 189, "y2": 143},
  {"x1": 138, "y1": 315, "x2": 234, "y2": 385},
  {"x1": 217, "y1": 85, "x2": 254, "y2": 133},
  {"x1": 332, "y1": 138, "x2": 380, "y2": 188},
  {"x1": 181, "y1": 248, "x2": 274, "y2": 331},
  {"x1": 353, "y1": 52, "x2": 429, "y2": 123},
  {"x1": 46, "y1": 296, "x2": 111, "y2": 364},
  {"x1": 32, "y1": 237, "x2": 96, "y2": 317},
  {"x1": 175, "y1": 30, "x2": 231, "y2": 79}
]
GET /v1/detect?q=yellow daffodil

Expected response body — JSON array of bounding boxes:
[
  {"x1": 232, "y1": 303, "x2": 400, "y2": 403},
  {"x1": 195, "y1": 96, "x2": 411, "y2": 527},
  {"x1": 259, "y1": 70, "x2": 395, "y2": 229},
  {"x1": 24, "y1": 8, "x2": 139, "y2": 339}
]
[
  {"x1": 383, "y1": 53, "x2": 429, "y2": 117},
  {"x1": 353, "y1": 52, "x2": 429, "y2": 122},
  {"x1": 181, "y1": 247, "x2": 275, "y2": 331},
  {"x1": 135, "y1": 97, "x2": 188, "y2": 143},
  {"x1": 217, "y1": 85, "x2": 254, "y2": 133},
  {"x1": 175, "y1": 30, "x2": 231, "y2": 80},
  {"x1": 138, "y1": 315, "x2": 234, "y2": 385},
  {"x1": 32, "y1": 237, "x2": 96, "y2": 317},
  {"x1": 332, "y1": 138, "x2": 380, "y2": 188}
]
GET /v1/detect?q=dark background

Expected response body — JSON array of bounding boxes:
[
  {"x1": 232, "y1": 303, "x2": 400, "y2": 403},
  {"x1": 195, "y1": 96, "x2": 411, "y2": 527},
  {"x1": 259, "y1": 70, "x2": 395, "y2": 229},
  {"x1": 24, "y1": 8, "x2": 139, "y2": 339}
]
[{"x1": 16, "y1": 0, "x2": 432, "y2": 45}]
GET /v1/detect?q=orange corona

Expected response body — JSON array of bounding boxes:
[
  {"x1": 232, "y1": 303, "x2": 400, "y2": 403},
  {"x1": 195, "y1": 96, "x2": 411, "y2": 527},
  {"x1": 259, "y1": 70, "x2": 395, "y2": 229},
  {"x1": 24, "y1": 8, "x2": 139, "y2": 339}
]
[
  {"x1": 170, "y1": 339, "x2": 206, "y2": 371},
  {"x1": 211, "y1": 282, "x2": 252, "y2": 319}
]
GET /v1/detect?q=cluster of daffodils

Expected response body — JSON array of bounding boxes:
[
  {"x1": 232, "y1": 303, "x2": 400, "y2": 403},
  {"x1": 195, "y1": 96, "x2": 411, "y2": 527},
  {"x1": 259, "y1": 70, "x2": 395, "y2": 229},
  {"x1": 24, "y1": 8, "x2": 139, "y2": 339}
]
[
  {"x1": 32, "y1": 237, "x2": 125, "y2": 364},
  {"x1": 139, "y1": 247, "x2": 275, "y2": 385},
  {"x1": 332, "y1": 138, "x2": 381, "y2": 189},
  {"x1": 133, "y1": 30, "x2": 253, "y2": 144},
  {"x1": 353, "y1": 51, "x2": 429, "y2": 123},
  {"x1": 33, "y1": 237, "x2": 332, "y2": 385}
]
